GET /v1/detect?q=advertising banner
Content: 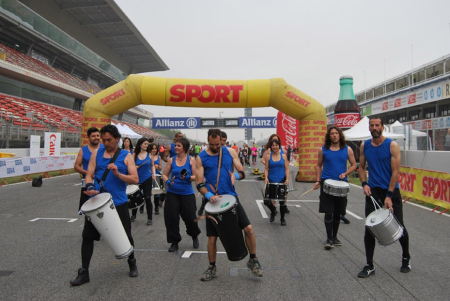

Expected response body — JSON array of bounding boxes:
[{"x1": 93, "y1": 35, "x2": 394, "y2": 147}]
[
  {"x1": 30, "y1": 135, "x2": 40, "y2": 157},
  {"x1": 399, "y1": 166, "x2": 450, "y2": 210},
  {"x1": 296, "y1": 120, "x2": 326, "y2": 181},
  {"x1": 0, "y1": 155, "x2": 75, "y2": 179},
  {"x1": 152, "y1": 117, "x2": 201, "y2": 129},
  {"x1": 44, "y1": 133, "x2": 61, "y2": 156},
  {"x1": 239, "y1": 117, "x2": 277, "y2": 128},
  {"x1": 276, "y1": 111, "x2": 299, "y2": 150}
]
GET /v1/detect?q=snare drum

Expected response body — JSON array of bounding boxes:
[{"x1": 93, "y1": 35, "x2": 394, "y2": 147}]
[
  {"x1": 126, "y1": 185, "x2": 144, "y2": 209},
  {"x1": 323, "y1": 179, "x2": 350, "y2": 197},
  {"x1": 152, "y1": 174, "x2": 164, "y2": 194},
  {"x1": 81, "y1": 193, "x2": 133, "y2": 259},
  {"x1": 264, "y1": 183, "x2": 287, "y2": 201},
  {"x1": 205, "y1": 195, "x2": 248, "y2": 261},
  {"x1": 365, "y1": 208, "x2": 404, "y2": 246}
]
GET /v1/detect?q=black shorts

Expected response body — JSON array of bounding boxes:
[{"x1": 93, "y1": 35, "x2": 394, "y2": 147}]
[
  {"x1": 206, "y1": 197, "x2": 251, "y2": 237},
  {"x1": 318, "y1": 182, "x2": 348, "y2": 215},
  {"x1": 82, "y1": 201, "x2": 132, "y2": 241}
]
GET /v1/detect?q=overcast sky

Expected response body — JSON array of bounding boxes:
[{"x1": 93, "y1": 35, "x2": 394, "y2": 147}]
[{"x1": 115, "y1": 0, "x2": 450, "y2": 142}]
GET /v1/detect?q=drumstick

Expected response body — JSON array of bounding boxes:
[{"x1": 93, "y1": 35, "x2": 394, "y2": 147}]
[
  {"x1": 300, "y1": 187, "x2": 315, "y2": 196},
  {"x1": 137, "y1": 160, "x2": 150, "y2": 169}
]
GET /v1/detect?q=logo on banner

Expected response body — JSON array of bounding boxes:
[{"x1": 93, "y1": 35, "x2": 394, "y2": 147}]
[
  {"x1": 408, "y1": 94, "x2": 416, "y2": 104},
  {"x1": 153, "y1": 118, "x2": 201, "y2": 129},
  {"x1": 169, "y1": 84, "x2": 243, "y2": 103},
  {"x1": 430, "y1": 88, "x2": 434, "y2": 99},
  {"x1": 186, "y1": 118, "x2": 198, "y2": 129},
  {"x1": 239, "y1": 117, "x2": 276, "y2": 128},
  {"x1": 437, "y1": 87, "x2": 442, "y2": 98},
  {"x1": 334, "y1": 113, "x2": 360, "y2": 128},
  {"x1": 424, "y1": 90, "x2": 428, "y2": 101}
]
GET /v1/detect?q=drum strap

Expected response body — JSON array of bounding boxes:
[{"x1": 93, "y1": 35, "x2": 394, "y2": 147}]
[
  {"x1": 96, "y1": 148, "x2": 121, "y2": 192},
  {"x1": 209, "y1": 147, "x2": 223, "y2": 195}
]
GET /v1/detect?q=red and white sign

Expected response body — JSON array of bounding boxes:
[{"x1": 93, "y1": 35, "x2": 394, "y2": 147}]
[
  {"x1": 334, "y1": 113, "x2": 360, "y2": 129},
  {"x1": 44, "y1": 132, "x2": 61, "y2": 156},
  {"x1": 276, "y1": 111, "x2": 299, "y2": 150}
]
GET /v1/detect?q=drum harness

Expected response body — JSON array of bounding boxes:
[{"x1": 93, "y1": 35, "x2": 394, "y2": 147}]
[{"x1": 96, "y1": 148, "x2": 121, "y2": 194}]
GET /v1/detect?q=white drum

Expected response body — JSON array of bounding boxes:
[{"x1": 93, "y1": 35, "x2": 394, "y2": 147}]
[
  {"x1": 287, "y1": 171, "x2": 297, "y2": 192},
  {"x1": 365, "y1": 196, "x2": 404, "y2": 246},
  {"x1": 81, "y1": 193, "x2": 133, "y2": 259},
  {"x1": 323, "y1": 179, "x2": 350, "y2": 197},
  {"x1": 152, "y1": 174, "x2": 164, "y2": 194}
]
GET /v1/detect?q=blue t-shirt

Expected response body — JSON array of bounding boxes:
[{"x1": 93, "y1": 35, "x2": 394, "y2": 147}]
[
  {"x1": 167, "y1": 155, "x2": 194, "y2": 195},
  {"x1": 268, "y1": 151, "x2": 285, "y2": 183},
  {"x1": 81, "y1": 144, "x2": 104, "y2": 178},
  {"x1": 364, "y1": 138, "x2": 399, "y2": 190},
  {"x1": 136, "y1": 153, "x2": 151, "y2": 184},
  {"x1": 321, "y1": 146, "x2": 348, "y2": 181},
  {"x1": 169, "y1": 142, "x2": 177, "y2": 158},
  {"x1": 198, "y1": 147, "x2": 237, "y2": 197},
  {"x1": 94, "y1": 148, "x2": 129, "y2": 206}
]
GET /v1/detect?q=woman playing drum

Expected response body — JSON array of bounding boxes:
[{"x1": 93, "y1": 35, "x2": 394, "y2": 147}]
[
  {"x1": 263, "y1": 139, "x2": 290, "y2": 226},
  {"x1": 150, "y1": 143, "x2": 165, "y2": 214},
  {"x1": 131, "y1": 138, "x2": 156, "y2": 225},
  {"x1": 162, "y1": 137, "x2": 201, "y2": 252}
]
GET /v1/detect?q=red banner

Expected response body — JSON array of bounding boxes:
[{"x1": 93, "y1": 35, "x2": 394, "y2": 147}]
[{"x1": 276, "y1": 111, "x2": 299, "y2": 150}]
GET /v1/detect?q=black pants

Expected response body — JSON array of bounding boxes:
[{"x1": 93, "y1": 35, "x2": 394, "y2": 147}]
[
  {"x1": 364, "y1": 188, "x2": 410, "y2": 266},
  {"x1": 131, "y1": 178, "x2": 153, "y2": 219},
  {"x1": 164, "y1": 192, "x2": 201, "y2": 243},
  {"x1": 81, "y1": 202, "x2": 135, "y2": 270}
]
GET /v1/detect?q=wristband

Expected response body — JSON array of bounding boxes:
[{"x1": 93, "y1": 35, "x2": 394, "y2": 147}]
[
  {"x1": 238, "y1": 170, "x2": 245, "y2": 180},
  {"x1": 386, "y1": 190, "x2": 393, "y2": 198},
  {"x1": 86, "y1": 183, "x2": 95, "y2": 191},
  {"x1": 166, "y1": 180, "x2": 171, "y2": 187},
  {"x1": 362, "y1": 181, "x2": 369, "y2": 187},
  {"x1": 234, "y1": 172, "x2": 240, "y2": 180},
  {"x1": 196, "y1": 182, "x2": 206, "y2": 191},
  {"x1": 205, "y1": 192, "x2": 214, "y2": 201}
]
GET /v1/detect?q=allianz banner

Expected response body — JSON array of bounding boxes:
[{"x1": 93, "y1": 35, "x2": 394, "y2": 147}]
[{"x1": 399, "y1": 166, "x2": 450, "y2": 210}]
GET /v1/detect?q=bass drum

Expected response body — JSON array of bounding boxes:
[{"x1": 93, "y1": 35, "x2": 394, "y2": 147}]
[{"x1": 126, "y1": 185, "x2": 144, "y2": 209}]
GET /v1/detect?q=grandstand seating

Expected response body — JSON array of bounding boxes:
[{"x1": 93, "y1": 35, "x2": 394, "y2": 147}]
[{"x1": 0, "y1": 44, "x2": 102, "y2": 94}]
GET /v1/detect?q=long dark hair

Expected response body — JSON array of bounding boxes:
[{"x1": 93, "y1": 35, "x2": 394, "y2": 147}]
[
  {"x1": 122, "y1": 137, "x2": 134, "y2": 151},
  {"x1": 134, "y1": 138, "x2": 149, "y2": 163},
  {"x1": 265, "y1": 134, "x2": 281, "y2": 150},
  {"x1": 324, "y1": 126, "x2": 346, "y2": 149}
]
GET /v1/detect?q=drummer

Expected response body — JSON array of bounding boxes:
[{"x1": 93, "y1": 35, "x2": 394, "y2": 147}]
[
  {"x1": 196, "y1": 129, "x2": 263, "y2": 281},
  {"x1": 313, "y1": 126, "x2": 356, "y2": 250},
  {"x1": 357, "y1": 116, "x2": 411, "y2": 278},
  {"x1": 149, "y1": 143, "x2": 165, "y2": 214},
  {"x1": 70, "y1": 124, "x2": 139, "y2": 286},
  {"x1": 131, "y1": 138, "x2": 156, "y2": 225},
  {"x1": 163, "y1": 132, "x2": 184, "y2": 162},
  {"x1": 263, "y1": 139, "x2": 290, "y2": 225},
  {"x1": 162, "y1": 137, "x2": 201, "y2": 252}
]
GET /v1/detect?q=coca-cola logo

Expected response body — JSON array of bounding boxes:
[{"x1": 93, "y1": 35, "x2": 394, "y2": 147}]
[
  {"x1": 334, "y1": 114, "x2": 360, "y2": 128},
  {"x1": 382, "y1": 102, "x2": 388, "y2": 111},
  {"x1": 394, "y1": 98, "x2": 401, "y2": 108},
  {"x1": 408, "y1": 94, "x2": 416, "y2": 104},
  {"x1": 280, "y1": 113, "x2": 298, "y2": 148}
]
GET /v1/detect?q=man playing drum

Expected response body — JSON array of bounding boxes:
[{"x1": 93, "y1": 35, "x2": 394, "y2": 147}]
[
  {"x1": 74, "y1": 127, "x2": 104, "y2": 213},
  {"x1": 70, "y1": 125, "x2": 139, "y2": 286},
  {"x1": 314, "y1": 126, "x2": 356, "y2": 250},
  {"x1": 357, "y1": 116, "x2": 411, "y2": 278},
  {"x1": 196, "y1": 129, "x2": 263, "y2": 281}
]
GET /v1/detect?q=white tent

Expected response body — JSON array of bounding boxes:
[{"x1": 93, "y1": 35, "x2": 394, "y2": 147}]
[
  {"x1": 114, "y1": 123, "x2": 142, "y2": 139},
  {"x1": 389, "y1": 121, "x2": 427, "y2": 137},
  {"x1": 343, "y1": 116, "x2": 405, "y2": 141}
]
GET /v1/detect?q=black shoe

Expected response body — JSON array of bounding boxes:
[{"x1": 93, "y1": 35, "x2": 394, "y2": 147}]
[
  {"x1": 139, "y1": 206, "x2": 144, "y2": 214},
  {"x1": 70, "y1": 268, "x2": 90, "y2": 286},
  {"x1": 130, "y1": 215, "x2": 136, "y2": 222},
  {"x1": 332, "y1": 237, "x2": 342, "y2": 246},
  {"x1": 400, "y1": 257, "x2": 411, "y2": 273},
  {"x1": 127, "y1": 258, "x2": 138, "y2": 277},
  {"x1": 341, "y1": 216, "x2": 350, "y2": 224},
  {"x1": 146, "y1": 219, "x2": 152, "y2": 226},
  {"x1": 358, "y1": 265, "x2": 375, "y2": 278},
  {"x1": 285, "y1": 207, "x2": 290, "y2": 213},
  {"x1": 280, "y1": 219, "x2": 286, "y2": 226},
  {"x1": 270, "y1": 209, "x2": 277, "y2": 223},
  {"x1": 193, "y1": 237, "x2": 199, "y2": 249},
  {"x1": 324, "y1": 239, "x2": 334, "y2": 250},
  {"x1": 155, "y1": 208, "x2": 159, "y2": 215},
  {"x1": 169, "y1": 243, "x2": 178, "y2": 252}
]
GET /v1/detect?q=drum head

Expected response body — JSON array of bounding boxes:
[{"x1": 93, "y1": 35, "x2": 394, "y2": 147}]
[
  {"x1": 324, "y1": 179, "x2": 349, "y2": 188},
  {"x1": 365, "y1": 209, "x2": 390, "y2": 227},
  {"x1": 81, "y1": 193, "x2": 112, "y2": 213},
  {"x1": 205, "y1": 194, "x2": 237, "y2": 214},
  {"x1": 126, "y1": 185, "x2": 139, "y2": 195}
]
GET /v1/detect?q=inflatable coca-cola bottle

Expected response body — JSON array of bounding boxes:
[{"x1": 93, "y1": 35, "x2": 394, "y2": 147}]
[{"x1": 334, "y1": 75, "x2": 360, "y2": 129}]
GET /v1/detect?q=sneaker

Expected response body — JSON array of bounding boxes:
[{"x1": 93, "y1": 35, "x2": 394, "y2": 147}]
[
  {"x1": 285, "y1": 207, "x2": 290, "y2": 214},
  {"x1": 168, "y1": 243, "x2": 178, "y2": 252},
  {"x1": 358, "y1": 265, "x2": 376, "y2": 278},
  {"x1": 201, "y1": 265, "x2": 217, "y2": 281},
  {"x1": 341, "y1": 215, "x2": 350, "y2": 224},
  {"x1": 332, "y1": 237, "x2": 342, "y2": 246},
  {"x1": 130, "y1": 215, "x2": 136, "y2": 222},
  {"x1": 247, "y1": 258, "x2": 263, "y2": 277},
  {"x1": 324, "y1": 239, "x2": 334, "y2": 250},
  {"x1": 70, "y1": 268, "x2": 90, "y2": 286},
  {"x1": 146, "y1": 219, "x2": 152, "y2": 226},
  {"x1": 270, "y1": 209, "x2": 277, "y2": 223},
  {"x1": 280, "y1": 219, "x2": 286, "y2": 226},
  {"x1": 400, "y1": 257, "x2": 411, "y2": 273},
  {"x1": 193, "y1": 236, "x2": 199, "y2": 249},
  {"x1": 139, "y1": 206, "x2": 144, "y2": 214}
]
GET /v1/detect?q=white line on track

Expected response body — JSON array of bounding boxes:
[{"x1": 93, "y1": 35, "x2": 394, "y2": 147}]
[
  {"x1": 345, "y1": 210, "x2": 363, "y2": 220},
  {"x1": 29, "y1": 218, "x2": 78, "y2": 222},
  {"x1": 73, "y1": 183, "x2": 82, "y2": 186},
  {"x1": 256, "y1": 200, "x2": 268, "y2": 218},
  {"x1": 181, "y1": 251, "x2": 226, "y2": 258}
]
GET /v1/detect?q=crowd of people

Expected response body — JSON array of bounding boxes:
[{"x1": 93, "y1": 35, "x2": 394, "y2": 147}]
[{"x1": 70, "y1": 115, "x2": 411, "y2": 285}]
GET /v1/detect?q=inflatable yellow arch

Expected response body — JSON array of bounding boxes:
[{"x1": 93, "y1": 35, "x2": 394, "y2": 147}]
[{"x1": 81, "y1": 75, "x2": 327, "y2": 181}]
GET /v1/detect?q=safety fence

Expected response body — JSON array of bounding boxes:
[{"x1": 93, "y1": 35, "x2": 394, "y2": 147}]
[{"x1": 0, "y1": 155, "x2": 75, "y2": 185}]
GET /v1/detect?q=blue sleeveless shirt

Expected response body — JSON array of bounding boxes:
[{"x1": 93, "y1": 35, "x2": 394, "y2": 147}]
[
  {"x1": 268, "y1": 152, "x2": 285, "y2": 183},
  {"x1": 167, "y1": 155, "x2": 194, "y2": 195},
  {"x1": 198, "y1": 147, "x2": 237, "y2": 197},
  {"x1": 136, "y1": 152, "x2": 151, "y2": 184},
  {"x1": 321, "y1": 146, "x2": 348, "y2": 181},
  {"x1": 94, "y1": 148, "x2": 129, "y2": 206},
  {"x1": 169, "y1": 142, "x2": 177, "y2": 158},
  {"x1": 364, "y1": 138, "x2": 399, "y2": 190},
  {"x1": 82, "y1": 144, "x2": 104, "y2": 178},
  {"x1": 154, "y1": 155, "x2": 161, "y2": 175}
]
